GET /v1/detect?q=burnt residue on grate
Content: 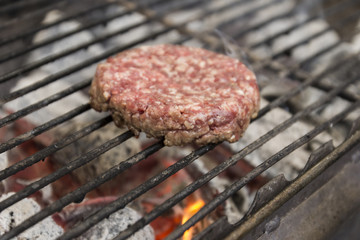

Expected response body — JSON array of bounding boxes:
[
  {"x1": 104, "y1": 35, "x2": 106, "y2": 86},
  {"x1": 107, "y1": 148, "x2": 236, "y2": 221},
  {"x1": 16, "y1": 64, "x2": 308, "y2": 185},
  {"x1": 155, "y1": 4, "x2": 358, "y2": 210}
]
[{"x1": 0, "y1": 0, "x2": 360, "y2": 239}]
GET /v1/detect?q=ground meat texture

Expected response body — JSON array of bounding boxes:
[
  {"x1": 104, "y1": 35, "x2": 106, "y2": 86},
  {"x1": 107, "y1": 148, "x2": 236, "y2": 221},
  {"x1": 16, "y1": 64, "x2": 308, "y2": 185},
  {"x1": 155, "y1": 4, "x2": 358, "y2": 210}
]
[{"x1": 90, "y1": 44, "x2": 260, "y2": 146}]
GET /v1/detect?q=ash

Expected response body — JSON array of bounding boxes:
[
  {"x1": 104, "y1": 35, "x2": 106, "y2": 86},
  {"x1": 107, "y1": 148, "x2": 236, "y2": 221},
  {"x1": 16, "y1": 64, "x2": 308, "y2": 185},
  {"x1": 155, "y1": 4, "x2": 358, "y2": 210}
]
[
  {"x1": 156, "y1": 146, "x2": 252, "y2": 223},
  {"x1": 51, "y1": 122, "x2": 140, "y2": 195},
  {"x1": 228, "y1": 98, "x2": 333, "y2": 180},
  {"x1": 0, "y1": 192, "x2": 63, "y2": 239},
  {"x1": 0, "y1": 153, "x2": 8, "y2": 196},
  {"x1": 75, "y1": 207, "x2": 154, "y2": 240},
  {"x1": 192, "y1": 158, "x2": 252, "y2": 224}
]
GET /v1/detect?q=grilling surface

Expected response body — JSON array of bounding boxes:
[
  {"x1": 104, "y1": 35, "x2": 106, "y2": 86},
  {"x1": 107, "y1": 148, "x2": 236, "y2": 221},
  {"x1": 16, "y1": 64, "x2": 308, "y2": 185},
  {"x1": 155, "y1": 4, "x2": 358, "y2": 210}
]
[{"x1": 0, "y1": 0, "x2": 360, "y2": 239}]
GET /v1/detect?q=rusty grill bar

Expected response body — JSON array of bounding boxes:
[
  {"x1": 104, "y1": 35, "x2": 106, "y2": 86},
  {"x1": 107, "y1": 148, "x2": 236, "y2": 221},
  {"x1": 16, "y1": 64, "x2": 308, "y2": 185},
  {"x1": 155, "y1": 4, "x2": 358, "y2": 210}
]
[{"x1": 0, "y1": 0, "x2": 360, "y2": 239}]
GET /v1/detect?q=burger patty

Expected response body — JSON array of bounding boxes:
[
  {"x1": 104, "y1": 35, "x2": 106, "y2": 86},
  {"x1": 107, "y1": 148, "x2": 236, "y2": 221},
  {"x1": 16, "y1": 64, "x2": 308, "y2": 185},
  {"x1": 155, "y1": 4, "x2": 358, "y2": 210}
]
[{"x1": 90, "y1": 44, "x2": 260, "y2": 146}]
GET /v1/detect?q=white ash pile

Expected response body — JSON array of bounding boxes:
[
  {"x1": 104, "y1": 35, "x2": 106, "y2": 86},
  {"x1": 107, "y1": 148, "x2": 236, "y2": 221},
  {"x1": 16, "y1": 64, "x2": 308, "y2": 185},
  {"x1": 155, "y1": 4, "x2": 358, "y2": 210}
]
[
  {"x1": 58, "y1": 199, "x2": 154, "y2": 240},
  {"x1": 2, "y1": 9, "x2": 103, "y2": 126},
  {"x1": 0, "y1": 192, "x2": 63, "y2": 240},
  {"x1": 191, "y1": 156, "x2": 252, "y2": 224},
  {"x1": 227, "y1": 93, "x2": 360, "y2": 181},
  {"x1": 0, "y1": 152, "x2": 9, "y2": 197},
  {"x1": 228, "y1": 98, "x2": 334, "y2": 180},
  {"x1": 240, "y1": 0, "x2": 360, "y2": 73},
  {"x1": 51, "y1": 122, "x2": 140, "y2": 196},
  {"x1": 77, "y1": 207, "x2": 154, "y2": 240}
]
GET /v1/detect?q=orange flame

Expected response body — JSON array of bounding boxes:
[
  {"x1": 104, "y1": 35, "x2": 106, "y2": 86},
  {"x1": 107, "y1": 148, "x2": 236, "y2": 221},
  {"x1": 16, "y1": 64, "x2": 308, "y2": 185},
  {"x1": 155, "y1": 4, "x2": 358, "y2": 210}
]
[{"x1": 181, "y1": 199, "x2": 205, "y2": 240}]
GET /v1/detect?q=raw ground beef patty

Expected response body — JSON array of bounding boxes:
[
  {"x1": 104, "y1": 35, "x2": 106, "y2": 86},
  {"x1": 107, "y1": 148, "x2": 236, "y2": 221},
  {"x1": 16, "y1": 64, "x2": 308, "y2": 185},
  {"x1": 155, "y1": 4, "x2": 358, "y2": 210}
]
[{"x1": 90, "y1": 44, "x2": 260, "y2": 146}]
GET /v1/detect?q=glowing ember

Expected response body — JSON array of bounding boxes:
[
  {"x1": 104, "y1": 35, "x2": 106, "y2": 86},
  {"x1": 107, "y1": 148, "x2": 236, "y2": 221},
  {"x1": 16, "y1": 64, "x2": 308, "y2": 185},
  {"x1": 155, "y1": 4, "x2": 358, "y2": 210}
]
[{"x1": 181, "y1": 199, "x2": 205, "y2": 240}]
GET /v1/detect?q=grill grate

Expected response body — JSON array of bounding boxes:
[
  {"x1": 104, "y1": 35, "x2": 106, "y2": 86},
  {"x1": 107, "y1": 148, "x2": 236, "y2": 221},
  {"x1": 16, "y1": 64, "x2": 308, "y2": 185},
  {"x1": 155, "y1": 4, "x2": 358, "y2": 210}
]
[{"x1": 0, "y1": 0, "x2": 360, "y2": 239}]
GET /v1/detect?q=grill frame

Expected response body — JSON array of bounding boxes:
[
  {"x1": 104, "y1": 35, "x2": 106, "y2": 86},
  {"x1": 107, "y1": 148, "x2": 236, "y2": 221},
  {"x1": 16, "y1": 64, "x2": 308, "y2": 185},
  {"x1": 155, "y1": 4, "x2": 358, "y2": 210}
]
[{"x1": 0, "y1": 0, "x2": 360, "y2": 239}]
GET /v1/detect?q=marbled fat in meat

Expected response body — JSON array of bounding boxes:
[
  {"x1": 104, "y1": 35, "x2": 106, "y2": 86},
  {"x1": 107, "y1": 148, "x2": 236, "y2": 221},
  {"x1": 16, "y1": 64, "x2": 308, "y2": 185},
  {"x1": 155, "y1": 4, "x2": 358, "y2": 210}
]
[{"x1": 90, "y1": 44, "x2": 260, "y2": 146}]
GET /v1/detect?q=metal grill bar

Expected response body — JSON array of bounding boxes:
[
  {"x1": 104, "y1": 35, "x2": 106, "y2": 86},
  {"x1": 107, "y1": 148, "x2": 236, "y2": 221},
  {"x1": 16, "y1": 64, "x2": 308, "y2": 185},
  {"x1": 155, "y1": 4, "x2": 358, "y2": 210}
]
[
  {"x1": 249, "y1": 0, "x2": 358, "y2": 49},
  {"x1": 298, "y1": 43, "x2": 360, "y2": 103},
  {"x1": 231, "y1": 0, "x2": 356, "y2": 44},
  {"x1": 0, "y1": 0, "x2": 70, "y2": 30},
  {"x1": 229, "y1": 8, "x2": 360, "y2": 69},
  {"x1": 0, "y1": 28, "x2": 175, "y2": 102},
  {"x1": 271, "y1": 11, "x2": 360, "y2": 59},
  {"x1": 0, "y1": 0, "x2": 192, "y2": 66},
  {"x1": 169, "y1": 100, "x2": 360, "y2": 240},
  {"x1": 0, "y1": 7, "x2": 136, "y2": 63},
  {"x1": 0, "y1": 139, "x2": 162, "y2": 240},
  {"x1": 213, "y1": 38, "x2": 359, "y2": 106},
  {"x1": 0, "y1": 17, "x2": 147, "y2": 84},
  {"x1": 273, "y1": 50, "x2": 360, "y2": 103},
  {"x1": 0, "y1": 0, "x2": 15, "y2": 6},
  {"x1": 312, "y1": 78, "x2": 360, "y2": 103},
  {"x1": 300, "y1": 33, "x2": 360, "y2": 83},
  {"x1": 61, "y1": 67, "x2": 359, "y2": 240},
  {"x1": 0, "y1": 104, "x2": 90, "y2": 153},
  {"x1": 203, "y1": 0, "x2": 358, "y2": 81},
  {"x1": 216, "y1": 0, "x2": 284, "y2": 31},
  {"x1": 0, "y1": 0, "x2": 57, "y2": 15},
  {"x1": 219, "y1": 7, "x2": 299, "y2": 40},
  {"x1": 0, "y1": 115, "x2": 112, "y2": 181},
  {"x1": 257, "y1": 56, "x2": 358, "y2": 118},
  {"x1": 0, "y1": 78, "x2": 91, "y2": 127},
  {"x1": 216, "y1": 0, "x2": 284, "y2": 29},
  {"x1": 288, "y1": 53, "x2": 360, "y2": 104},
  {"x1": 0, "y1": 1, "x2": 114, "y2": 46},
  {"x1": 299, "y1": 41, "x2": 343, "y2": 69}
]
